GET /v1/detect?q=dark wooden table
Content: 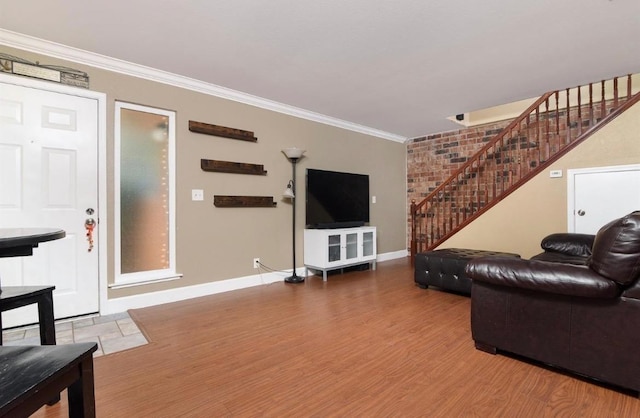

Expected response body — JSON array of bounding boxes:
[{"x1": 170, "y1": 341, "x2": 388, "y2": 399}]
[
  {"x1": 0, "y1": 228, "x2": 66, "y2": 405},
  {"x1": 0, "y1": 228, "x2": 66, "y2": 259},
  {"x1": 0, "y1": 343, "x2": 98, "y2": 418}
]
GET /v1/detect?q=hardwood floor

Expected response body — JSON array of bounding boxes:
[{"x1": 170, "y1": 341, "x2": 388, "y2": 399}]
[{"x1": 33, "y1": 258, "x2": 640, "y2": 417}]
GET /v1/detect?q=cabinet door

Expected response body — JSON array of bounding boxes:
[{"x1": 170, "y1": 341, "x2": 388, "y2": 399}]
[
  {"x1": 328, "y1": 234, "x2": 341, "y2": 262},
  {"x1": 345, "y1": 232, "x2": 358, "y2": 260},
  {"x1": 362, "y1": 231, "x2": 375, "y2": 258}
]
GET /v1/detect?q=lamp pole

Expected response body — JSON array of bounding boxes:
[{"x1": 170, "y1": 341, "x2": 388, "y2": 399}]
[
  {"x1": 285, "y1": 157, "x2": 303, "y2": 283},
  {"x1": 282, "y1": 147, "x2": 305, "y2": 284}
]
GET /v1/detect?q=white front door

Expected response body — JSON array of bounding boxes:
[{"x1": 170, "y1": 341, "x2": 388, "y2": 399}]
[
  {"x1": 0, "y1": 80, "x2": 100, "y2": 327},
  {"x1": 568, "y1": 164, "x2": 640, "y2": 234}
]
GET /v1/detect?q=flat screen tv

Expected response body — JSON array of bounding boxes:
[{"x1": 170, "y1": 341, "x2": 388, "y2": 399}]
[{"x1": 305, "y1": 168, "x2": 370, "y2": 229}]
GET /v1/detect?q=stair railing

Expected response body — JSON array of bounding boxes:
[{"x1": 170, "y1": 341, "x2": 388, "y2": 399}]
[{"x1": 410, "y1": 74, "x2": 640, "y2": 261}]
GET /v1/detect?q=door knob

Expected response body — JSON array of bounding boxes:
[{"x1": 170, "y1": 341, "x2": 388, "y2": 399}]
[{"x1": 577, "y1": 209, "x2": 586, "y2": 216}]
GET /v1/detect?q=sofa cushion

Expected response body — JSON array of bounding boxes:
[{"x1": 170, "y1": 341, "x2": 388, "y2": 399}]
[{"x1": 588, "y1": 211, "x2": 640, "y2": 286}]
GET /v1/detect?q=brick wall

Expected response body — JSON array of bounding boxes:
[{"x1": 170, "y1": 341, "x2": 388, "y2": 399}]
[
  {"x1": 406, "y1": 120, "x2": 512, "y2": 244},
  {"x1": 406, "y1": 119, "x2": 512, "y2": 218}
]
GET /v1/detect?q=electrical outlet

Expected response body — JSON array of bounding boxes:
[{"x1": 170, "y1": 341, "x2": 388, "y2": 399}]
[{"x1": 253, "y1": 258, "x2": 260, "y2": 269}]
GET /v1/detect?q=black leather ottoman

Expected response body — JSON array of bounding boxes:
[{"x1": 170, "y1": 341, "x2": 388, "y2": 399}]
[{"x1": 414, "y1": 248, "x2": 520, "y2": 295}]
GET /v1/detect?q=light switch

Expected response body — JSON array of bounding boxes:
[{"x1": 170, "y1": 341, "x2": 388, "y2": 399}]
[
  {"x1": 192, "y1": 189, "x2": 204, "y2": 201},
  {"x1": 372, "y1": 196, "x2": 377, "y2": 204},
  {"x1": 549, "y1": 170, "x2": 563, "y2": 178}
]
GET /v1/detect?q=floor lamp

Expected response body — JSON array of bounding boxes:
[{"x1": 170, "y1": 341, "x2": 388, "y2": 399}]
[{"x1": 282, "y1": 147, "x2": 306, "y2": 284}]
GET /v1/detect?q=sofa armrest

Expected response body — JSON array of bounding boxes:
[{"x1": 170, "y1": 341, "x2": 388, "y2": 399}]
[
  {"x1": 530, "y1": 251, "x2": 589, "y2": 265},
  {"x1": 540, "y1": 233, "x2": 595, "y2": 257},
  {"x1": 465, "y1": 256, "x2": 620, "y2": 298}
]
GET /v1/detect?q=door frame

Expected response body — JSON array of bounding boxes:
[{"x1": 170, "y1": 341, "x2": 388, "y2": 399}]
[
  {"x1": 567, "y1": 163, "x2": 640, "y2": 232},
  {"x1": 0, "y1": 73, "x2": 108, "y2": 316}
]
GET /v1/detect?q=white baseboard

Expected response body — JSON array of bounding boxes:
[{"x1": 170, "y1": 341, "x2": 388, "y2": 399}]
[
  {"x1": 102, "y1": 250, "x2": 408, "y2": 315},
  {"x1": 377, "y1": 249, "x2": 409, "y2": 262}
]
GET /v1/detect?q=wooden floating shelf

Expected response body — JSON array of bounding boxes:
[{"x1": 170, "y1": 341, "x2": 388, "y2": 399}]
[
  {"x1": 201, "y1": 159, "x2": 267, "y2": 175},
  {"x1": 214, "y1": 195, "x2": 277, "y2": 208},
  {"x1": 189, "y1": 120, "x2": 257, "y2": 142}
]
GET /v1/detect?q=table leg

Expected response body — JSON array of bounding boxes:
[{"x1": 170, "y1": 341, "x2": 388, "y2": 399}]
[
  {"x1": 67, "y1": 356, "x2": 96, "y2": 418},
  {"x1": 37, "y1": 290, "x2": 56, "y2": 345},
  {"x1": 38, "y1": 289, "x2": 61, "y2": 405}
]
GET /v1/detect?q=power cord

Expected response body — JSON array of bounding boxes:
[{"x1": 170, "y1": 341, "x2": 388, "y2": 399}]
[
  {"x1": 256, "y1": 260, "x2": 300, "y2": 285},
  {"x1": 256, "y1": 260, "x2": 288, "y2": 273}
]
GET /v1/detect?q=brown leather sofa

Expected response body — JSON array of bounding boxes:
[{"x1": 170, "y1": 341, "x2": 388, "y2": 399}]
[{"x1": 466, "y1": 211, "x2": 640, "y2": 392}]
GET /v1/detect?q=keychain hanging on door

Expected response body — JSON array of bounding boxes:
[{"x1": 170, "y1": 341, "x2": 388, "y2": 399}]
[{"x1": 85, "y1": 218, "x2": 95, "y2": 252}]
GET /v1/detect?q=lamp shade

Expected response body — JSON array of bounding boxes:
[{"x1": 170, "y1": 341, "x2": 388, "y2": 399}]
[
  {"x1": 282, "y1": 147, "x2": 306, "y2": 159},
  {"x1": 283, "y1": 180, "x2": 295, "y2": 198}
]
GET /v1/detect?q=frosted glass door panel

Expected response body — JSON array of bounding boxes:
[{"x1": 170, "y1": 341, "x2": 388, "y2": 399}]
[
  {"x1": 119, "y1": 109, "x2": 170, "y2": 274},
  {"x1": 346, "y1": 233, "x2": 358, "y2": 259},
  {"x1": 328, "y1": 234, "x2": 341, "y2": 262},
  {"x1": 363, "y1": 232, "x2": 374, "y2": 257}
]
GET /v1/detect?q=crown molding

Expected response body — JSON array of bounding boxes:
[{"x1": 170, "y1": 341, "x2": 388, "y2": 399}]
[{"x1": 0, "y1": 29, "x2": 406, "y2": 143}]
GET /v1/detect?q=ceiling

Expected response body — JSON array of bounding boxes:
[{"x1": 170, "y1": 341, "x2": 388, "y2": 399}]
[{"x1": 1, "y1": 0, "x2": 639, "y2": 140}]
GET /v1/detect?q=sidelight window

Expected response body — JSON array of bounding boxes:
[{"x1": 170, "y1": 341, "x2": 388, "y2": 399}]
[{"x1": 113, "y1": 102, "x2": 179, "y2": 287}]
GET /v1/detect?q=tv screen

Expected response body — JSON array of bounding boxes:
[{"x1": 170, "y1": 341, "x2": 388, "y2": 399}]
[{"x1": 306, "y1": 169, "x2": 370, "y2": 229}]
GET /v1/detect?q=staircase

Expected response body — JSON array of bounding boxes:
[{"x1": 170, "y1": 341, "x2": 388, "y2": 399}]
[{"x1": 410, "y1": 74, "x2": 640, "y2": 261}]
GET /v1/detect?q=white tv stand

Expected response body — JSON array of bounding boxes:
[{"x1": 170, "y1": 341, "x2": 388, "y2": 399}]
[{"x1": 304, "y1": 226, "x2": 376, "y2": 281}]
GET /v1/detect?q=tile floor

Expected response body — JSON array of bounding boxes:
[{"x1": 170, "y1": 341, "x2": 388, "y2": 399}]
[{"x1": 1, "y1": 311, "x2": 148, "y2": 357}]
